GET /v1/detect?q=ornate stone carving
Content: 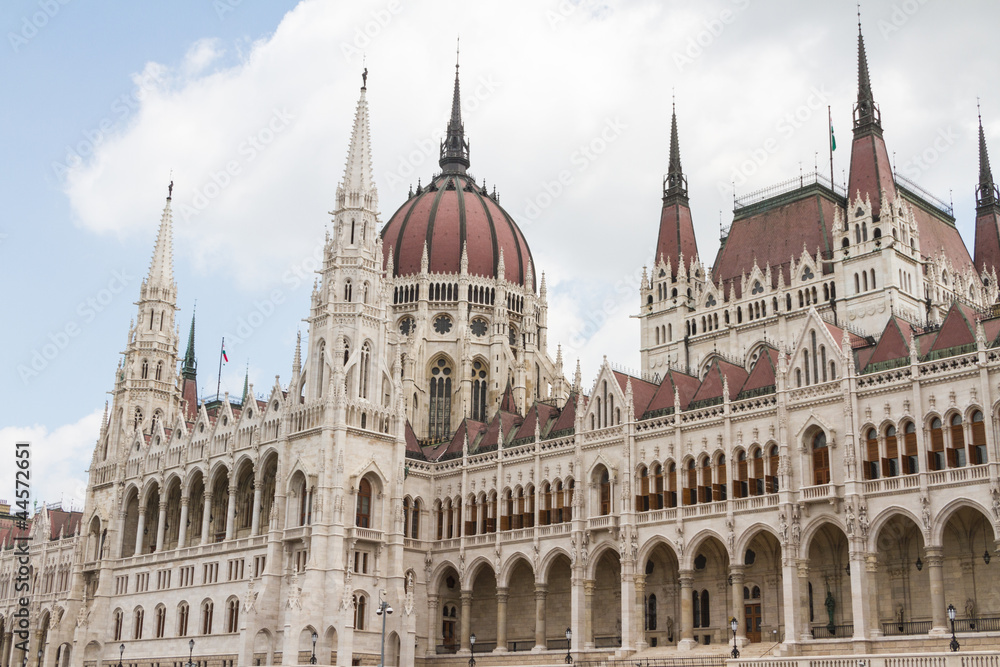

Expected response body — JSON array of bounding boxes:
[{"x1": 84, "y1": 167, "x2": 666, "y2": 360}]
[
  {"x1": 287, "y1": 570, "x2": 303, "y2": 611},
  {"x1": 243, "y1": 576, "x2": 259, "y2": 614}
]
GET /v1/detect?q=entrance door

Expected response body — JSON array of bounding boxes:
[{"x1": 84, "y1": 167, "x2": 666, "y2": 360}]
[{"x1": 745, "y1": 604, "x2": 762, "y2": 642}]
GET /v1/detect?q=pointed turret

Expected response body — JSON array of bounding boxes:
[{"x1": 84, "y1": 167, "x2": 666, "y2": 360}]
[
  {"x1": 336, "y1": 77, "x2": 378, "y2": 215},
  {"x1": 974, "y1": 109, "x2": 1000, "y2": 274},
  {"x1": 847, "y1": 24, "x2": 895, "y2": 220},
  {"x1": 242, "y1": 365, "x2": 250, "y2": 405},
  {"x1": 655, "y1": 102, "x2": 698, "y2": 279},
  {"x1": 145, "y1": 183, "x2": 175, "y2": 293},
  {"x1": 182, "y1": 310, "x2": 197, "y2": 380},
  {"x1": 439, "y1": 54, "x2": 470, "y2": 174},
  {"x1": 180, "y1": 310, "x2": 199, "y2": 422}
]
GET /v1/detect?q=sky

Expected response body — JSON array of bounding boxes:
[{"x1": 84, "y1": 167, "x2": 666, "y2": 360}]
[{"x1": 2, "y1": 0, "x2": 999, "y2": 510}]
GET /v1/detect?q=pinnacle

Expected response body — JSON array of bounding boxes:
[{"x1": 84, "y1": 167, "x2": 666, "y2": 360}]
[
  {"x1": 337, "y1": 82, "x2": 378, "y2": 213},
  {"x1": 146, "y1": 187, "x2": 175, "y2": 290},
  {"x1": 979, "y1": 112, "x2": 994, "y2": 190}
]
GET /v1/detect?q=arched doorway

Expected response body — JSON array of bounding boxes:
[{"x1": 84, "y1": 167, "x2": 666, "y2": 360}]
[
  {"x1": 253, "y1": 628, "x2": 273, "y2": 665},
  {"x1": 468, "y1": 563, "x2": 497, "y2": 650},
  {"x1": 543, "y1": 554, "x2": 572, "y2": 650},
  {"x1": 939, "y1": 505, "x2": 998, "y2": 629},
  {"x1": 83, "y1": 640, "x2": 101, "y2": 667},
  {"x1": 806, "y1": 522, "x2": 851, "y2": 638},
  {"x1": 298, "y1": 625, "x2": 318, "y2": 664},
  {"x1": 687, "y1": 536, "x2": 730, "y2": 645},
  {"x1": 386, "y1": 631, "x2": 401, "y2": 667},
  {"x1": 323, "y1": 626, "x2": 338, "y2": 665},
  {"x1": 740, "y1": 530, "x2": 782, "y2": 643},
  {"x1": 592, "y1": 548, "x2": 623, "y2": 647},
  {"x1": 639, "y1": 542, "x2": 676, "y2": 647},
  {"x1": 872, "y1": 513, "x2": 927, "y2": 635},
  {"x1": 435, "y1": 565, "x2": 462, "y2": 653},
  {"x1": 504, "y1": 558, "x2": 536, "y2": 651}
]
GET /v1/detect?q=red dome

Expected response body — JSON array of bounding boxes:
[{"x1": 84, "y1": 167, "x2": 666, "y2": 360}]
[{"x1": 381, "y1": 172, "x2": 536, "y2": 289}]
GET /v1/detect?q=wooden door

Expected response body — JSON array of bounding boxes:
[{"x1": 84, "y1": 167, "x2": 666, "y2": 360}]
[{"x1": 745, "y1": 604, "x2": 762, "y2": 642}]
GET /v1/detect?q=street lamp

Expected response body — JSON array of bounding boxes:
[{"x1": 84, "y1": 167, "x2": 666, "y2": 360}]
[
  {"x1": 118, "y1": 643, "x2": 125, "y2": 667},
  {"x1": 469, "y1": 633, "x2": 476, "y2": 667},
  {"x1": 730, "y1": 618, "x2": 740, "y2": 659},
  {"x1": 376, "y1": 590, "x2": 394, "y2": 667},
  {"x1": 187, "y1": 639, "x2": 195, "y2": 667},
  {"x1": 310, "y1": 630, "x2": 318, "y2": 665},
  {"x1": 565, "y1": 627, "x2": 572, "y2": 664},
  {"x1": 947, "y1": 604, "x2": 959, "y2": 652}
]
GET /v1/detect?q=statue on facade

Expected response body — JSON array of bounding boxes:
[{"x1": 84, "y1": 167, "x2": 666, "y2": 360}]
[
  {"x1": 243, "y1": 576, "x2": 259, "y2": 614},
  {"x1": 825, "y1": 591, "x2": 836, "y2": 634}
]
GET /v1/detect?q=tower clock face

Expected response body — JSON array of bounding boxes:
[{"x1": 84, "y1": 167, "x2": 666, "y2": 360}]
[
  {"x1": 470, "y1": 318, "x2": 488, "y2": 337},
  {"x1": 398, "y1": 316, "x2": 415, "y2": 336},
  {"x1": 434, "y1": 314, "x2": 453, "y2": 334}
]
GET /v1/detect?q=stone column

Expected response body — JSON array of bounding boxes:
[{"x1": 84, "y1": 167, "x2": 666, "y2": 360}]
[
  {"x1": 848, "y1": 549, "x2": 874, "y2": 640},
  {"x1": 251, "y1": 475, "x2": 263, "y2": 535},
  {"x1": 926, "y1": 547, "x2": 948, "y2": 634},
  {"x1": 730, "y1": 565, "x2": 746, "y2": 643},
  {"x1": 134, "y1": 508, "x2": 146, "y2": 556},
  {"x1": 427, "y1": 594, "x2": 439, "y2": 656},
  {"x1": 634, "y1": 574, "x2": 647, "y2": 649},
  {"x1": 678, "y1": 569, "x2": 695, "y2": 650},
  {"x1": 460, "y1": 590, "x2": 473, "y2": 653},
  {"x1": 177, "y1": 496, "x2": 189, "y2": 549},
  {"x1": 533, "y1": 584, "x2": 548, "y2": 650},
  {"x1": 496, "y1": 587, "x2": 509, "y2": 652},
  {"x1": 155, "y1": 500, "x2": 167, "y2": 552},
  {"x1": 225, "y1": 484, "x2": 237, "y2": 540},
  {"x1": 201, "y1": 492, "x2": 213, "y2": 544},
  {"x1": 584, "y1": 580, "x2": 596, "y2": 648}
]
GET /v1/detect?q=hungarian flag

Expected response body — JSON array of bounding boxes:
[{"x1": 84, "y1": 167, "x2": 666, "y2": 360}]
[
  {"x1": 222, "y1": 341, "x2": 229, "y2": 363},
  {"x1": 830, "y1": 123, "x2": 837, "y2": 152}
]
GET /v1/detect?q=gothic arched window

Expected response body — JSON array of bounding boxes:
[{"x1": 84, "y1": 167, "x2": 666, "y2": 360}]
[
  {"x1": 428, "y1": 358, "x2": 453, "y2": 440},
  {"x1": 472, "y1": 361, "x2": 488, "y2": 422},
  {"x1": 356, "y1": 477, "x2": 372, "y2": 528}
]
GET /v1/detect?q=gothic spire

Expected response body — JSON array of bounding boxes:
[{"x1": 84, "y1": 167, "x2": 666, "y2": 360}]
[
  {"x1": 439, "y1": 48, "x2": 470, "y2": 174},
  {"x1": 853, "y1": 24, "x2": 881, "y2": 134},
  {"x1": 182, "y1": 308, "x2": 197, "y2": 380},
  {"x1": 242, "y1": 364, "x2": 250, "y2": 404},
  {"x1": 145, "y1": 182, "x2": 175, "y2": 291},
  {"x1": 978, "y1": 107, "x2": 997, "y2": 208},
  {"x1": 336, "y1": 73, "x2": 378, "y2": 213},
  {"x1": 663, "y1": 100, "x2": 688, "y2": 201}
]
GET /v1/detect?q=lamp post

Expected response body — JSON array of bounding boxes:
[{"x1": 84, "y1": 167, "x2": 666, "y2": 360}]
[
  {"x1": 118, "y1": 643, "x2": 125, "y2": 667},
  {"x1": 469, "y1": 633, "x2": 476, "y2": 667},
  {"x1": 310, "y1": 630, "x2": 318, "y2": 665},
  {"x1": 187, "y1": 639, "x2": 195, "y2": 667},
  {"x1": 376, "y1": 590, "x2": 393, "y2": 667},
  {"x1": 730, "y1": 618, "x2": 740, "y2": 659},
  {"x1": 947, "y1": 604, "x2": 959, "y2": 652},
  {"x1": 564, "y1": 627, "x2": 572, "y2": 664}
]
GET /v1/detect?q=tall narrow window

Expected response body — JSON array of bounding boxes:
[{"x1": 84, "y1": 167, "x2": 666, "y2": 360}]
[
  {"x1": 812, "y1": 432, "x2": 830, "y2": 485},
  {"x1": 903, "y1": 421, "x2": 919, "y2": 474},
  {"x1": 884, "y1": 426, "x2": 899, "y2": 477},
  {"x1": 428, "y1": 359, "x2": 453, "y2": 440},
  {"x1": 360, "y1": 342, "x2": 371, "y2": 399},
  {"x1": 864, "y1": 428, "x2": 879, "y2": 480},
  {"x1": 700, "y1": 590, "x2": 710, "y2": 629},
  {"x1": 948, "y1": 414, "x2": 967, "y2": 468},
  {"x1": 317, "y1": 340, "x2": 326, "y2": 398},
  {"x1": 356, "y1": 478, "x2": 372, "y2": 528},
  {"x1": 178, "y1": 603, "x2": 190, "y2": 637},
  {"x1": 971, "y1": 411, "x2": 988, "y2": 465},
  {"x1": 928, "y1": 417, "x2": 945, "y2": 471},
  {"x1": 355, "y1": 595, "x2": 366, "y2": 630},
  {"x1": 472, "y1": 361, "x2": 488, "y2": 422},
  {"x1": 599, "y1": 470, "x2": 611, "y2": 515}
]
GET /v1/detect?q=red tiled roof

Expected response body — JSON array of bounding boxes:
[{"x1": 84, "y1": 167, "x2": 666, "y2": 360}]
[
  {"x1": 612, "y1": 371, "x2": 658, "y2": 419},
  {"x1": 656, "y1": 201, "x2": 698, "y2": 278},
  {"x1": 690, "y1": 359, "x2": 748, "y2": 404},
  {"x1": 549, "y1": 393, "x2": 579, "y2": 434},
  {"x1": 907, "y1": 199, "x2": 974, "y2": 274},
  {"x1": 512, "y1": 402, "x2": 559, "y2": 442},
  {"x1": 644, "y1": 369, "x2": 700, "y2": 416},
  {"x1": 864, "y1": 317, "x2": 914, "y2": 368},
  {"x1": 847, "y1": 131, "x2": 896, "y2": 220},
  {"x1": 740, "y1": 348, "x2": 778, "y2": 395},
  {"x1": 712, "y1": 193, "x2": 839, "y2": 296},
  {"x1": 974, "y1": 208, "x2": 1000, "y2": 274},
  {"x1": 927, "y1": 302, "x2": 977, "y2": 353},
  {"x1": 404, "y1": 421, "x2": 422, "y2": 455},
  {"x1": 48, "y1": 509, "x2": 82, "y2": 540}
]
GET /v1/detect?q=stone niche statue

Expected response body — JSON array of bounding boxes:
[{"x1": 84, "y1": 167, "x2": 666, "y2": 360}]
[{"x1": 824, "y1": 591, "x2": 836, "y2": 634}]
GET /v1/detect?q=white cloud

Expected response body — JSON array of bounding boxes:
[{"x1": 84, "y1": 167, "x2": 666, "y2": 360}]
[
  {"x1": 0, "y1": 409, "x2": 102, "y2": 513},
  {"x1": 60, "y1": 0, "x2": 1000, "y2": 388}
]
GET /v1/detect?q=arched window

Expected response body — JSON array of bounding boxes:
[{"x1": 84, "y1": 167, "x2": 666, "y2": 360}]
[
  {"x1": 344, "y1": 279, "x2": 353, "y2": 302},
  {"x1": 948, "y1": 414, "x2": 966, "y2": 468},
  {"x1": 155, "y1": 606, "x2": 166, "y2": 637},
  {"x1": 734, "y1": 451, "x2": 748, "y2": 499},
  {"x1": 637, "y1": 466, "x2": 650, "y2": 512},
  {"x1": 429, "y1": 358, "x2": 453, "y2": 440},
  {"x1": 903, "y1": 421, "x2": 919, "y2": 474},
  {"x1": 316, "y1": 340, "x2": 326, "y2": 398},
  {"x1": 767, "y1": 445, "x2": 779, "y2": 492},
  {"x1": 155, "y1": 361, "x2": 163, "y2": 381},
  {"x1": 356, "y1": 478, "x2": 372, "y2": 528},
  {"x1": 141, "y1": 359, "x2": 149, "y2": 379},
  {"x1": 685, "y1": 459, "x2": 698, "y2": 505},
  {"x1": 599, "y1": 469, "x2": 611, "y2": 515},
  {"x1": 134, "y1": 607, "x2": 145, "y2": 639},
  {"x1": 692, "y1": 590, "x2": 701, "y2": 629},
  {"x1": 226, "y1": 598, "x2": 239, "y2": 633},
  {"x1": 178, "y1": 602, "x2": 190, "y2": 637},
  {"x1": 812, "y1": 431, "x2": 830, "y2": 485},
  {"x1": 652, "y1": 464, "x2": 664, "y2": 510},
  {"x1": 928, "y1": 417, "x2": 945, "y2": 471},
  {"x1": 864, "y1": 428, "x2": 879, "y2": 480},
  {"x1": 971, "y1": 410, "x2": 988, "y2": 465},
  {"x1": 472, "y1": 361, "x2": 488, "y2": 422},
  {"x1": 355, "y1": 594, "x2": 367, "y2": 630},
  {"x1": 113, "y1": 609, "x2": 124, "y2": 641},
  {"x1": 360, "y1": 342, "x2": 371, "y2": 399},
  {"x1": 202, "y1": 601, "x2": 214, "y2": 635},
  {"x1": 666, "y1": 462, "x2": 677, "y2": 508}
]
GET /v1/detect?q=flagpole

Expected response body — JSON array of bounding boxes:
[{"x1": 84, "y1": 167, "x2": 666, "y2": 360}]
[
  {"x1": 216, "y1": 336, "x2": 224, "y2": 400},
  {"x1": 828, "y1": 105, "x2": 835, "y2": 189}
]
